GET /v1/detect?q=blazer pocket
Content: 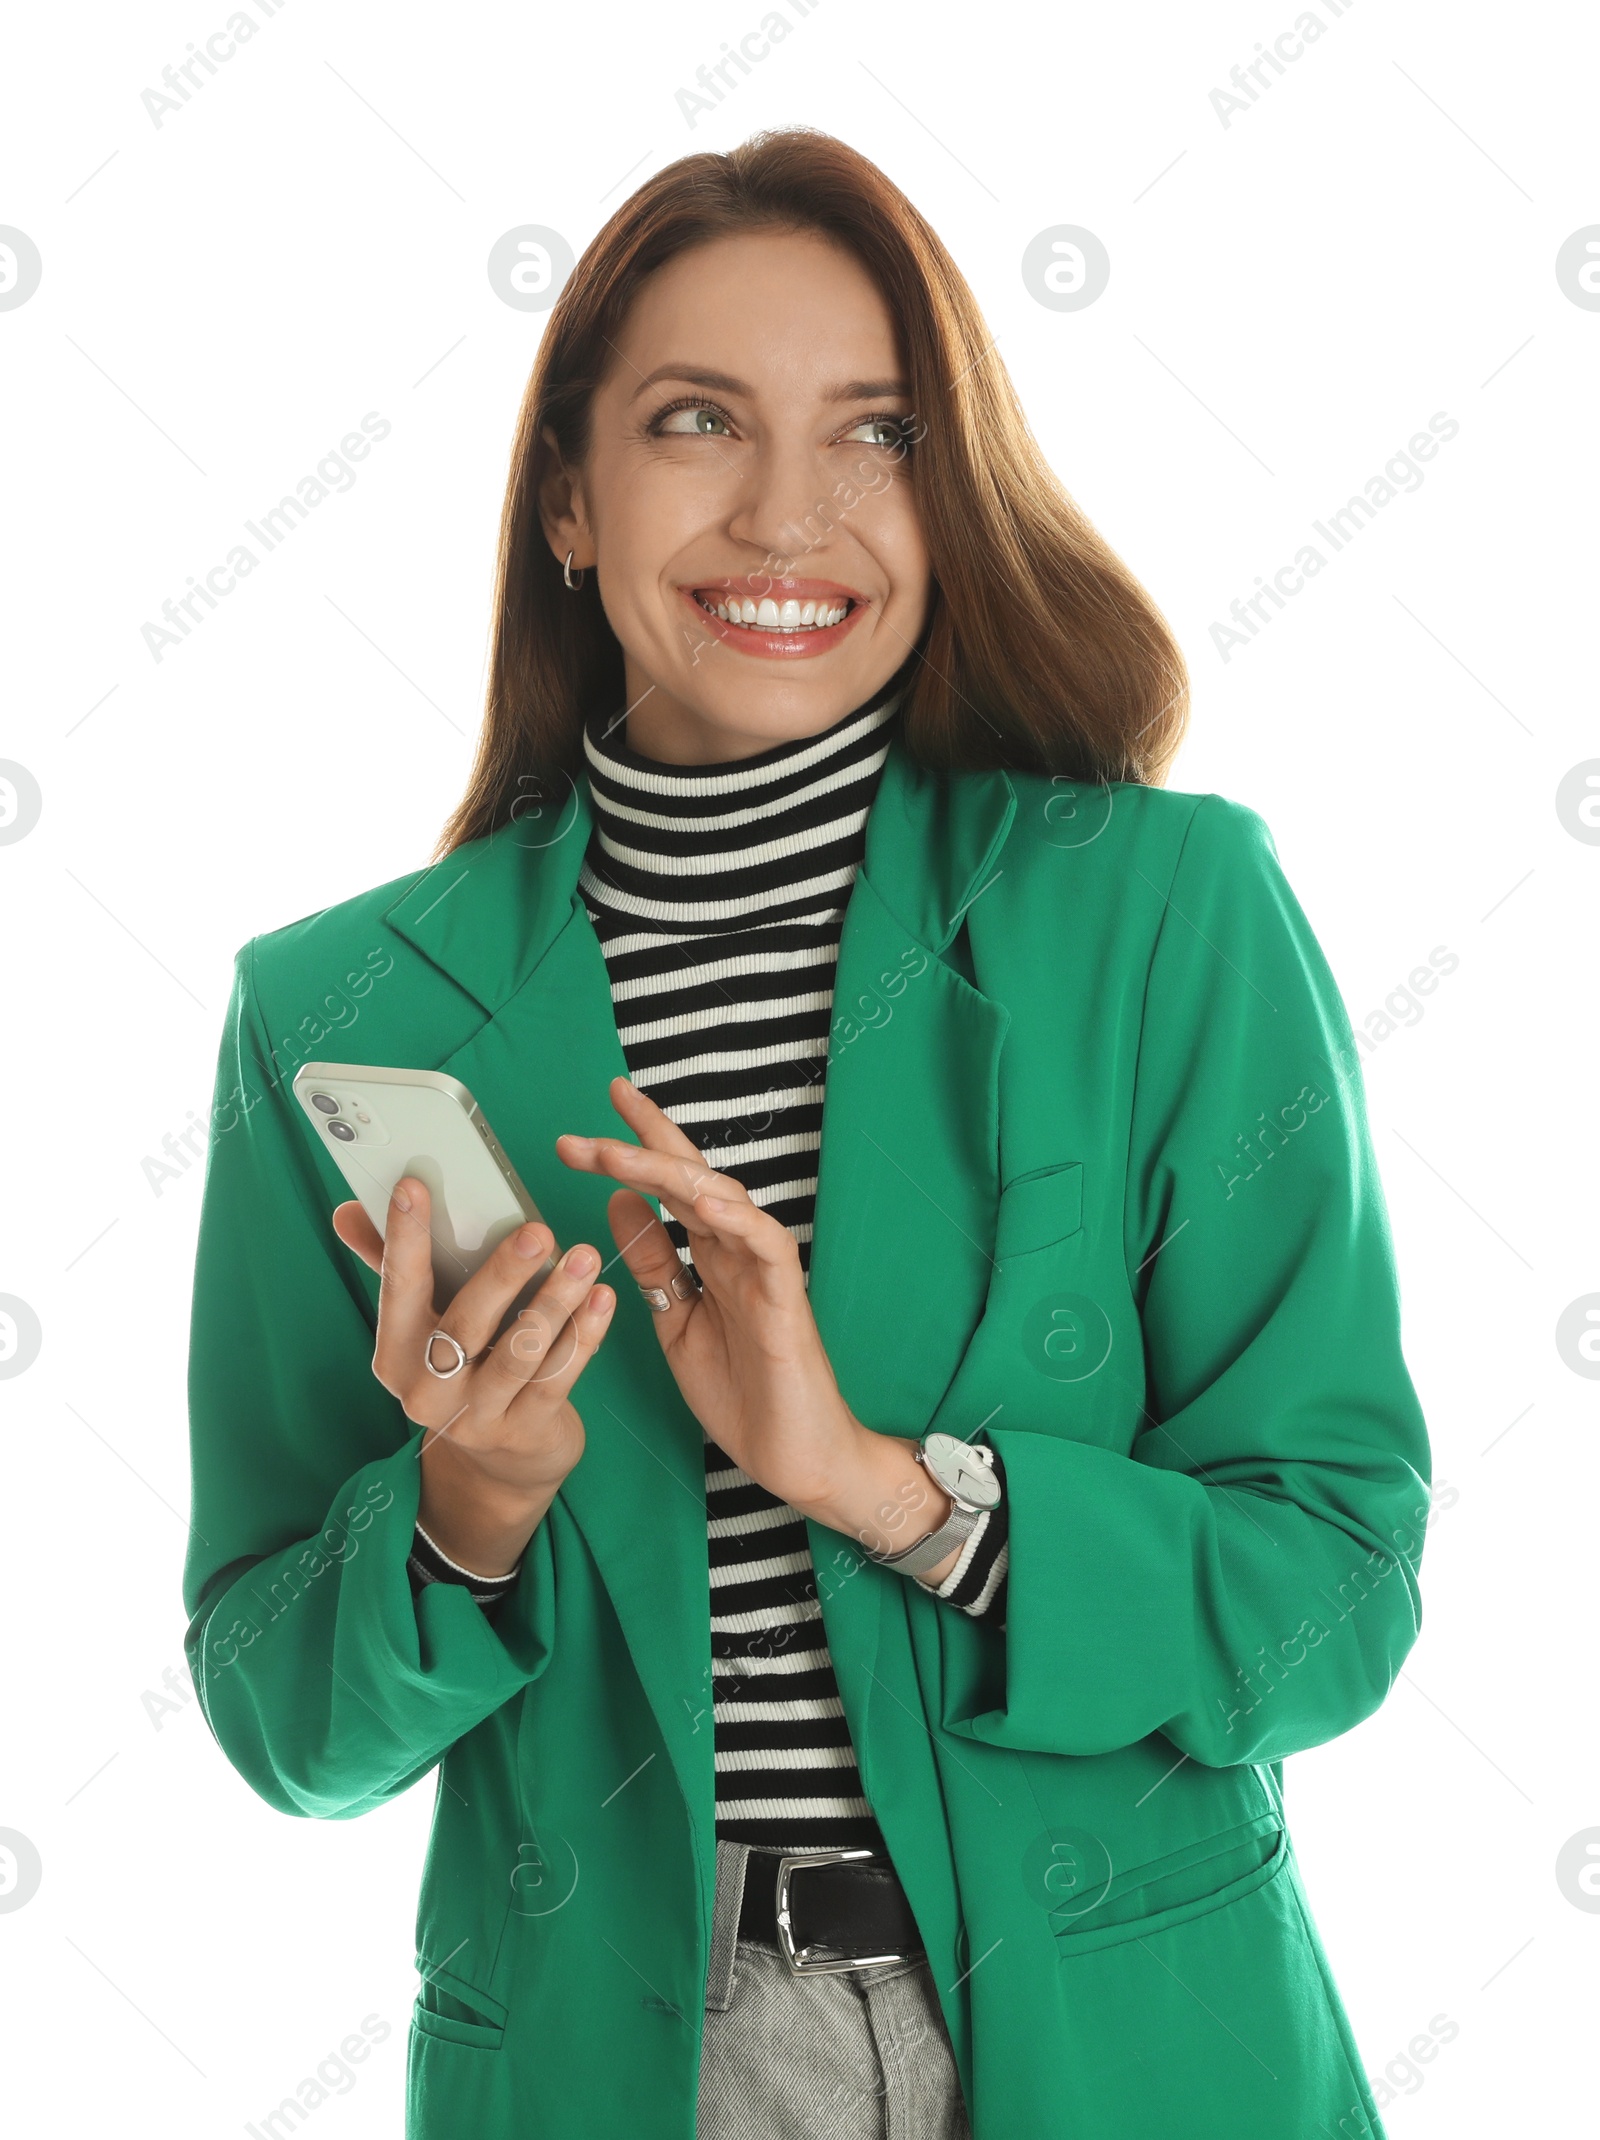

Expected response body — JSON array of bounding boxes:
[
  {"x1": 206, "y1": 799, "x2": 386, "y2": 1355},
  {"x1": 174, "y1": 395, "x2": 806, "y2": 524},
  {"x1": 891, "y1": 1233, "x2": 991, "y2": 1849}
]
[
  {"x1": 412, "y1": 1959, "x2": 508, "y2": 2052},
  {"x1": 995, "y1": 1161, "x2": 1084, "y2": 1261},
  {"x1": 1053, "y1": 1816, "x2": 1288, "y2": 1959}
]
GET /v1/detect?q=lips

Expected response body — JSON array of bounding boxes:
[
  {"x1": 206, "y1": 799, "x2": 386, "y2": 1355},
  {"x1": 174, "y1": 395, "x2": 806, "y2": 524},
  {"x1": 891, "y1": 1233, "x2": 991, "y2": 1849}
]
[{"x1": 680, "y1": 578, "x2": 868, "y2": 660}]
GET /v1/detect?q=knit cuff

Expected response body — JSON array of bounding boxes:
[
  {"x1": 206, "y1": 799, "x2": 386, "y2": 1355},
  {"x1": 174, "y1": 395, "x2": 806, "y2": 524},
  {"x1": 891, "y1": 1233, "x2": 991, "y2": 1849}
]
[
  {"x1": 406, "y1": 1521, "x2": 523, "y2": 1611},
  {"x1": 917, "y1": 1448, "x2": 1009, "y2": 1626}
]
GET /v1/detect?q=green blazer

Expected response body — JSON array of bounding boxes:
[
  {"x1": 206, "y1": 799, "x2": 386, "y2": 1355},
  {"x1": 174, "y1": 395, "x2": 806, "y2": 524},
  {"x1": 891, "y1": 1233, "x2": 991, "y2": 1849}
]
[{"x1": 184, "y1": 740, "x2": 1430, "y2": 2140}]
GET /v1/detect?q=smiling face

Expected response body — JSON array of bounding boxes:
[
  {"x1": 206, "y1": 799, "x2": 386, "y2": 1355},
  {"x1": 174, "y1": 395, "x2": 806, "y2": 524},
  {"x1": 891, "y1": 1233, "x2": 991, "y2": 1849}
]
[{"x1": 541, "y1": 227, "x2": 932, "y2": 764}]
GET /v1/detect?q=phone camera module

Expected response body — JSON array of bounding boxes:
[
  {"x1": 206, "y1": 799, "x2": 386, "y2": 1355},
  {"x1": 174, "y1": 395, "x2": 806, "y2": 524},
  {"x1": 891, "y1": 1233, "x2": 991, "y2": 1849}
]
[
  {"x1": 327, "y1": 1119, "x2": 357, "y2": 1143},
  {"x1": 311, "y1": 1093, "x2": 340, "y2": 1115}
]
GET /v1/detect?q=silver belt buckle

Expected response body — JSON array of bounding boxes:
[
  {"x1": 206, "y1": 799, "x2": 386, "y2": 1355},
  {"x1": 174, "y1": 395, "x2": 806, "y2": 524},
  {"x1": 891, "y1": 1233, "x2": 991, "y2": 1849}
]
[{"x1": 773, "y1": 1848, "x2": 909, "y2": 1975}]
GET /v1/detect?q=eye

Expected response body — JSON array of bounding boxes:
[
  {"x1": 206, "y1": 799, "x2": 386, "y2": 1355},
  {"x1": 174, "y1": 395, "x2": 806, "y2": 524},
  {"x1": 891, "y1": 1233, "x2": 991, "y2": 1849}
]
[
  {"x1": 840, "y1": 413, "x2": 914, "y2": 450},
  {"x1": 650, "y1": 399, "x2": 735, "y2": 438}
]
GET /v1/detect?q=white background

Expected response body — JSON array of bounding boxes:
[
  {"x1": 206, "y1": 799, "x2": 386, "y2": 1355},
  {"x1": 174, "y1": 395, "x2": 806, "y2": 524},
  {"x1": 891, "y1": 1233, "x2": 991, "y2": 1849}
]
[{"x1": 2, "y1": 0, "x2": 1595, "y2": 2131}]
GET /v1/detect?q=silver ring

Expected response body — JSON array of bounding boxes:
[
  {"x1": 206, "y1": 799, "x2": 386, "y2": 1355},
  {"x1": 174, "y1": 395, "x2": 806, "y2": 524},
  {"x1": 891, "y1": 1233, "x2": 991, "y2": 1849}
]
[
  {"x1": 638, "y1": 1269, "x2": 699, "y2": 1315},
  {"x1": 423, "y1": 1330, "x2": 486, "y2": 1380}
]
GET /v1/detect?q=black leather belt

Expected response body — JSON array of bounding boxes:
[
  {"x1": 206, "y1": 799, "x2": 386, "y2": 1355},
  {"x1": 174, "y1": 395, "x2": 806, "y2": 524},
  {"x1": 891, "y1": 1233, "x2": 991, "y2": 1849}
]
[{"x1": 738, "y1": 1847, "x2": 926, "y2": 1975}]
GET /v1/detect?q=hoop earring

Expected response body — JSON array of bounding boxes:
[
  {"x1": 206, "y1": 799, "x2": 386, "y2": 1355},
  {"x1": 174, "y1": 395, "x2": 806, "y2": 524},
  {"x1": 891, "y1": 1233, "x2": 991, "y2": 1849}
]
[{"x1": 563, "y1": 551, "x2": 586, "y2": 591}]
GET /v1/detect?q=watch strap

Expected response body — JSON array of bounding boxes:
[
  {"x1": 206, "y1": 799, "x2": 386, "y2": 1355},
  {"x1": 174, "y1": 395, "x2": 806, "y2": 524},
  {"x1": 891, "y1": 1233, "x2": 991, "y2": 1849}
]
[
  {"x1": 869, "y1": 1495, "x2": 984, "y2": 1578},
  {"x1": 866, "y1": 1432, "x2": 1001, "y2": 1577}
]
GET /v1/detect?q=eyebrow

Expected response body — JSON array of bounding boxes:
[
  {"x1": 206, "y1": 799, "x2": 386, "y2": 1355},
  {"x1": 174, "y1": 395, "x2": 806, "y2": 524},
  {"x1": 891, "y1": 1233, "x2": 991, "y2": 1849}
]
[{"x1": 627, "y1": 364, "x2": 911, "y2": 405}]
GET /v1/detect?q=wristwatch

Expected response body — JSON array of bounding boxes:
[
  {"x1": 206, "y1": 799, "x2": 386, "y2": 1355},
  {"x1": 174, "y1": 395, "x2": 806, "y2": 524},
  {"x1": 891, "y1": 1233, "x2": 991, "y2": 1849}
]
[{"x1": 864, "y1": 1431, "x2": 1003, "y2": 1580}]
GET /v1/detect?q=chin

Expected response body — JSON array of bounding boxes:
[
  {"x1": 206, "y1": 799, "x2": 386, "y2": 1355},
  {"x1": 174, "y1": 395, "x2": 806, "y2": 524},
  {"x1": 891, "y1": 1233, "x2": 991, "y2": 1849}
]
[{"x1": 692, "y1": 681, "x2": 862, "y2": 739}]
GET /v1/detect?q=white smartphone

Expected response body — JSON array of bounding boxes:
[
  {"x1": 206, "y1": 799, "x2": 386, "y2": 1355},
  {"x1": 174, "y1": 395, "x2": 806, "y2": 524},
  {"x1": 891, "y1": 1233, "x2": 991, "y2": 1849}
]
[{"x1": 292, "y1": 1061, "x2": 559, "y2": 1323}]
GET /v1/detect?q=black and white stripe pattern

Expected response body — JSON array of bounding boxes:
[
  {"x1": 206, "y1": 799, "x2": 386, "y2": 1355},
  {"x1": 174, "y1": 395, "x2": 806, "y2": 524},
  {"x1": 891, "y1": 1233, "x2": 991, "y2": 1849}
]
[
  {"x1": 409, "y1": 681, "x2": 1009, "y2": 1853},
  {"x1": 576, "y1": 683, "x2": 908, "y2": 1246},
  {"x1": 408, "y1": 1520, "x2": 520, "y2": 1607}
]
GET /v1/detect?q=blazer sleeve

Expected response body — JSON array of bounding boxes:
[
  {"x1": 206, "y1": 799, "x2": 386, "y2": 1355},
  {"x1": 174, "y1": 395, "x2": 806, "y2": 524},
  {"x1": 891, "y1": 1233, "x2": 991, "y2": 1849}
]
[
  {"x1": 949, "y1": 793, "x2": 1431, "y2": 1767},
  {"x1": 181, "y1": 943, "x2": 556, "y2": 1819}
]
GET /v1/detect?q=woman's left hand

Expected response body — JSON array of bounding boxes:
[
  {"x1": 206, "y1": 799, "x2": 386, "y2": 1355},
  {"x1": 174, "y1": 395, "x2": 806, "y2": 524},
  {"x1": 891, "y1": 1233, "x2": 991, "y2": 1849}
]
[{"x1": 556, "y1": 1076, "x2": 869, "y2": 1516}]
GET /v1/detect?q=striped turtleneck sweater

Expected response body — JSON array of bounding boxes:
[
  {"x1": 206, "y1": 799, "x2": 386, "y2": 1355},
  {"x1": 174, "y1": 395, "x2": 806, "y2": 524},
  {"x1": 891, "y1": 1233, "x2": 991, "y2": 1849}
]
[{"x1": 408, "y1": 679, "x2": 1009, "y2": 1855}]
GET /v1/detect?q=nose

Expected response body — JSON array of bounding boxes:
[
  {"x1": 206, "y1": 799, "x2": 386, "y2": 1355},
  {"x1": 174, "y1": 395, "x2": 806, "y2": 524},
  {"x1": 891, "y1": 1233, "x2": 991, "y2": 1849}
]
[{"x1": 724, "y1": 432, "x2": 849, "y2": 573}]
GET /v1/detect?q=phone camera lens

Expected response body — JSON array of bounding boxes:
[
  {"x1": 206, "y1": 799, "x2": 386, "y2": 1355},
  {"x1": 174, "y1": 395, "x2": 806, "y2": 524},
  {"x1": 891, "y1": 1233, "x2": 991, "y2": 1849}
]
[
  {"x1": 311, "y1": 1093, "x2": 339, "y2": 1115},
  {"x1": 327, "y1": 1120, "x2": 356, "y2": 1143}
]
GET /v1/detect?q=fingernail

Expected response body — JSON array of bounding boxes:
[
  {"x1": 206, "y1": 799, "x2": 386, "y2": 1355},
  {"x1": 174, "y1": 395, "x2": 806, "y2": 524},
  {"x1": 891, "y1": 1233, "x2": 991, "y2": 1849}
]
[
  {"x1": 564, "y1": 1134, "x2": 596, "y2": 1150},
  {"x1": 392, "y1": 1182, "x2": 412, "y2": 1212},
  {"x1": 563, "y1": 1246, "x2": 598, "y2": 1277},
  {"x1": 514, "y1": 1225, "x2": 545, "y2": 1259}
]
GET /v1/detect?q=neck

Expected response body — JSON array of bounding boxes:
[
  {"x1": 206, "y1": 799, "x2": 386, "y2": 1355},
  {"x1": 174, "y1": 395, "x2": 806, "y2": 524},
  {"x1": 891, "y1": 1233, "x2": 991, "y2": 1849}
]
[
  {"x1": 617, "y1": 666, "x2": 909, "y2": 767},
  {"x1": 578, "y1": 682, "x2": 903, "y2": 935}
]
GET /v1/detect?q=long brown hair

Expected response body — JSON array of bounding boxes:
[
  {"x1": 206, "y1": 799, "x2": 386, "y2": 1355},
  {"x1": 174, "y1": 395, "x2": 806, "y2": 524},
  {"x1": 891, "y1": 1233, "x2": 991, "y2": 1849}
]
[{"x1": 438, "y1": 128, "x2": 1188, "y2": 857}]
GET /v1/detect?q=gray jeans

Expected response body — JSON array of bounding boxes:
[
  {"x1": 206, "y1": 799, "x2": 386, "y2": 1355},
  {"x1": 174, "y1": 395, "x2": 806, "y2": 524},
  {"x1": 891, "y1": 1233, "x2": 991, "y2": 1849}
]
[{"x1": 698, "y1": 1840, "x2": 973, "y2": 2140}]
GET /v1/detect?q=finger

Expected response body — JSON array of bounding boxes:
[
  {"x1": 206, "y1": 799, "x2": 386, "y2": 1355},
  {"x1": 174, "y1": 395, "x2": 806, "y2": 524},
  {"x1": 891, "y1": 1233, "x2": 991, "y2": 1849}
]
[
  {"x1": 475, "y1": 1242, "x2": 612, "y2": 1407},
  {"x1": 556, "y1": 1083, "x2": 802, "y2": 1272},
  {"x1": 604, "y1": 1074, "x2": 712, "y2": 1164},
  {"x1": 673, "y1": 1182, "x2": 803, "y2": 1285},
  {"x1": 372, "y1": 1179, "x2": 447, "y2": 1383},
  {"x1": 428, "y1": 1219, "x2": 557, "y2": 1359},
  {"x1": 557, "y1": 1133, "x2": 748, "y2": 1235},
  {"x1": 618, "y1": 1147, "x2": 795, "y2": 1274},
  {"x1": 502, "y1": 1277, "x2": 617, "y2": 1420},
  {"x1": 606, "y1": 1188, "x2": 700, "y2": 1332},
  {"x1": 331, "y1": 1200, "x2": 384, "y2": 1273}
]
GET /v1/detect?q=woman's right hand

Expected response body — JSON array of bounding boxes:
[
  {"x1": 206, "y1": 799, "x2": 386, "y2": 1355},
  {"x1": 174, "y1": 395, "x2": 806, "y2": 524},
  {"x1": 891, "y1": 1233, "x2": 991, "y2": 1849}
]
[{"x1": 331, "y1": 1177, "x2": 616, "y2": 1572}]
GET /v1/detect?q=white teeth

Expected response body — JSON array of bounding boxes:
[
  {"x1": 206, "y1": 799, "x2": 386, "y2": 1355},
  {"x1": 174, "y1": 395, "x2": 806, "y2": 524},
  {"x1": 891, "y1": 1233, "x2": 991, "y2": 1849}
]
[{"x1": 698, "y1": 593, "x2": 853, "y2": 630}]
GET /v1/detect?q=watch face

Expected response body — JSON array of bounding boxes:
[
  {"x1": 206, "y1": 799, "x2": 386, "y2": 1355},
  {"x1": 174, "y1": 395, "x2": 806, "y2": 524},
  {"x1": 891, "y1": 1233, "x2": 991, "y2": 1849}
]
[{"x1": 922, "y1": 1432, "x2": 1002, "y2": 1512}]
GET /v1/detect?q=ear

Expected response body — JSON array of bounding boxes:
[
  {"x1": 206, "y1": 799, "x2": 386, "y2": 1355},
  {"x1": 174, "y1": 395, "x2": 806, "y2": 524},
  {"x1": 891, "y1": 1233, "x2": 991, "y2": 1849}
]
[{"x1": 538, "y1": 426, "x2": 594, "y2": 573}]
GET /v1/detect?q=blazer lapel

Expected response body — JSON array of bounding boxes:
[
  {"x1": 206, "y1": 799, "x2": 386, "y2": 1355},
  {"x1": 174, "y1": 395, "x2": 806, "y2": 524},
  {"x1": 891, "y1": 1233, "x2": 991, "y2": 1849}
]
[
  {"x1": 384, "y1": 796, "x2": 718, "y2": 1851},
  {"x1": 803, "y1": 747, "x2": 1017, "y2": 1776}
]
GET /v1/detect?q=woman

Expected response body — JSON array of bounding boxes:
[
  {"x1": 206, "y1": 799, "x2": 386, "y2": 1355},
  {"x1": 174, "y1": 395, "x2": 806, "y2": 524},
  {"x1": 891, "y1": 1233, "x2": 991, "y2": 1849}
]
[{"x1": 184, "y1": 130, "x2": 1430, "y2": 2140}]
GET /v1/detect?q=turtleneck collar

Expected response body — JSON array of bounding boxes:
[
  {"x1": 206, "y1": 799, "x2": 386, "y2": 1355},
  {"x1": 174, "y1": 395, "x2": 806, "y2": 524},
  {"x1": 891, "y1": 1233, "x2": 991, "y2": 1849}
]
[
  {"x1": 578, "y1": 678, "x2": 905, "y2": 935},
  {"x1": 582, "y1": 670, "x2": 904, "y2": 788}
]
